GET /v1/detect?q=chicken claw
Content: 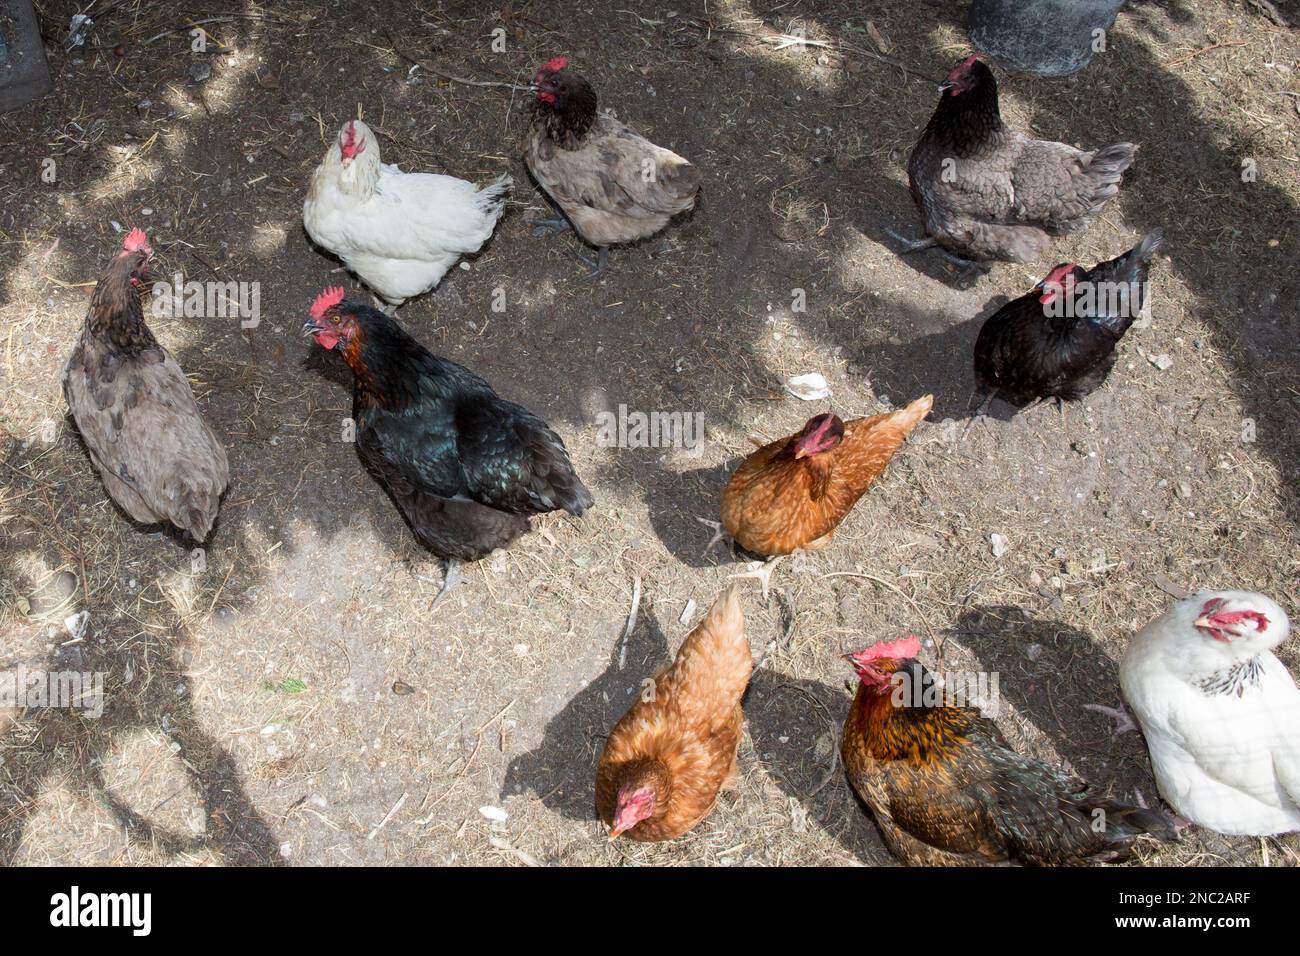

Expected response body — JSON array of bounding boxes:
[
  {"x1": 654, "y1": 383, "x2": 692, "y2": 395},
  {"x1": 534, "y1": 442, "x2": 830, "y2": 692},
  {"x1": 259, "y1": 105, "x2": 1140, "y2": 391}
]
[
  {"x1": 696, "y1": 517, "x2": 733, "y2": 559},
  {"x1": 576, "y1": 245, "x2": 610, "y2": 279},
  {"x1": 526, "y1": 216, "x2": 572, "y2": 239},
  {"x1": 729, "y1": 556, "x2": 784, "y2": 600},
  {"x1": 1083, "y1": 702, "x2": 1138, "y2": 739},
  {"x1": 428, "y1": 558, "x2": 463, "y2": 614},
  {"x1": 960, "y1": 391, "x2": 997, "y2": 442}
]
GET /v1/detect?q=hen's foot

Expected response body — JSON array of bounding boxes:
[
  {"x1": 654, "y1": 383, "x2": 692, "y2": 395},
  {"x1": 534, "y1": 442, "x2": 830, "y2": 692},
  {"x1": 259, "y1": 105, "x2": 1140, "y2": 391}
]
[
  {"x1": 1083, "y1": 702, "x2": 1138, "y2": 738},
  {"x1": 936, "y1": 250, "x2": 991, "y2": 288},
  {"x1": 370, "y1": 294, "x2": 399, "y2": 316},
  {"x1": 577, "y1": 246, "x2": 610, "y2": 279},
  {"x1": 960, "y1": 390, "x2": 997, "y2": 442},
  {"x1": 428, "y1": 558, "x2": 462, "y2": 614},
  {"x1": 527, "y1": 216, "x2": 572, "y2": 239},
  {"x1": 885, "y1": 229, "x2": 937, "y2": 254},
  {"x1": 729, "y1": 555, "x2": 784, "y2": 600},
  {"x1": 696, "y1": 518, "x2": 733, "y2": 559}
]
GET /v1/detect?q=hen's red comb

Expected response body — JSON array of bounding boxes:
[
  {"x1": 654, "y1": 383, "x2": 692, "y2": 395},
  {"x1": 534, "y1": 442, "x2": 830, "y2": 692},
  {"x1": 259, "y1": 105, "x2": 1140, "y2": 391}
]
[
  {"x1": 850, "y1": 636, "x2": 922, "y2": 665},
  {"x1": 122, "y1": 227, "x2": 150, "y2": 253},
  {"x1": 539, "y1": 56, "x2": 567, "y2": 74},
  {"x1": 310, "y1": 286, "x2": 346, "y2": 320},
  {"x1": 947, "y1": 54, "x2": 980, "y2": 81}
]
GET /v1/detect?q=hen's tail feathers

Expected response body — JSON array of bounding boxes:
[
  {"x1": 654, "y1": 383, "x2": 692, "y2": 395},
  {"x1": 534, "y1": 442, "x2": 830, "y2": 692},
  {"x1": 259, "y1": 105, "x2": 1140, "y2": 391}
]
[
  {"x1": 661, "y1": 159, "x2": 703, "y2": 205},
  {"x1": 558, "y1": 474, "x2": 595, "y2": 517},
  {"x1": 892, "y1": 394, "x2": 935, "y2": 435},
  {"x1": 1087, "y1": 799, "x2": 1182, "y2": 859},
  {"x1": 680, "y1": 584, "x2": 752, "y2": 701},
  {"x1": 477, "y1": 173, "x2": 513, "y2": 220},
  {"x1": 1088, "y1": 228, "x2": 1164, "y2": 336},
  {"x1": 1080, "y1": 143, "x2": 1138, "y2": 209}
]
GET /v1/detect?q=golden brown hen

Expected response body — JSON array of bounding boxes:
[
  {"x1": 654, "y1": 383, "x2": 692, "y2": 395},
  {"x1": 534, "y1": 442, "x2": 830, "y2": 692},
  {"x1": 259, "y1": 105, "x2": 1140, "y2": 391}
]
[
  {"x1": 842, "y1": 636, "x2": 1181, "y2": 866},
  {"x1": 720, "y1": 396, "x2": 932, "y2": 576},
  {"x1": 596, "y1": 586, "x2": 750, "y2": 842}
]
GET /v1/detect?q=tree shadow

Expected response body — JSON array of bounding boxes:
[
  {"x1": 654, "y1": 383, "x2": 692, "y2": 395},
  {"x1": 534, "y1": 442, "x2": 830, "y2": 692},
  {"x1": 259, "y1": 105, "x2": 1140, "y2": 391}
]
[
  {"x1": 501, "y1": 609, "x2": 672, "y2": 823},
  {"x1": 743, "y1": 664, "x2": 894, "y2": 864}
]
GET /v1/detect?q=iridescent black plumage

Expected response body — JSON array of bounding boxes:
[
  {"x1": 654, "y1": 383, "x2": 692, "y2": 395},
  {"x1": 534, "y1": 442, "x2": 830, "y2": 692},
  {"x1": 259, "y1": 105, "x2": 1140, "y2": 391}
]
[
  {"x1": 973, "y1": 230, "x2": 1163, "y2": 405},
  {"x1": 322, "y1": 302, "x2": 593, "y2": 563}
]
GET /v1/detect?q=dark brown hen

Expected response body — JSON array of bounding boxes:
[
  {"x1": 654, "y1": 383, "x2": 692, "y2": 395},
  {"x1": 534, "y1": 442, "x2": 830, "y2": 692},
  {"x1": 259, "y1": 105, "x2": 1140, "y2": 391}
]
[
  {"x1": 842, "y1": 637, "x2": 1180, "y2": 866},
  {"x1": 902, "y1": 56, "x2": 1137, "y2": 271},
  {"x1": 62, "y1": 229, "x2": 229, "y2": 541}
]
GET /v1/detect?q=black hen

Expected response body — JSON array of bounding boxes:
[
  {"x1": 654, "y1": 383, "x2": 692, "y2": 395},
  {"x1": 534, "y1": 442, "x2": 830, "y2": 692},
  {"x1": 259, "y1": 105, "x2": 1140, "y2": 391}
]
[
  {"x1": 303, "y1": 287, "x2": 593, "y2": 607},
  {"x1": 972, "y1": 230, "x2": 1164, "y2": 412}
]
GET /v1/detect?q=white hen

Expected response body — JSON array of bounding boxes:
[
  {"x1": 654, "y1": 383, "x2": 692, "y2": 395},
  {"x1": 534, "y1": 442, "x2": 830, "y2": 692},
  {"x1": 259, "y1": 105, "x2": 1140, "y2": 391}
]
[
  {"x1": 1120, "y1": 590, "x2": 1300, "y2": 836},
  {"x1": 303, "y1": 119, "x2": 510, "y2": 308}
]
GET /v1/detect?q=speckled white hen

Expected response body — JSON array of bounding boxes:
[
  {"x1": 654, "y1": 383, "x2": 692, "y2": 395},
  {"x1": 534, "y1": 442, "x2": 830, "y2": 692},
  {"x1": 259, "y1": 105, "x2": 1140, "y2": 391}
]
[
  {"x1": 1120, "y1": 591, "x2": 1300, "y2": 836},
  {"x1": 303, "y1": 119, "x2": 510, "y2": 308}
]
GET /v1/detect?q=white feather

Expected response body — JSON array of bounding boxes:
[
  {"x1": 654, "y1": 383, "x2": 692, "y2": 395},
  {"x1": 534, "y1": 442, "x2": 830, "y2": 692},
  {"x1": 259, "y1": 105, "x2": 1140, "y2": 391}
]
[{"x1": 1120, "y1": 590, "x2": 1300, "y2": 835}]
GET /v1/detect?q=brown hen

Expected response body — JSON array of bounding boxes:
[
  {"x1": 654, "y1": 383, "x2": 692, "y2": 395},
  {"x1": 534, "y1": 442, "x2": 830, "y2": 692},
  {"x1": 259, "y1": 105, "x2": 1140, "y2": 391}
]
[
  {"x1": 842, "y1": 637, "x2": 1181, "y2": 866},
  {"x1": 721, "y1": 396, "x2": 932, "y2": 558},
  {"x1": 525, "y1": 56, "x2": 701, "y2": 274},
  {"x1": 63, "y1": 229, "x2": 229, "y2": 541},
  {"x1": 596, "y1": 586, "x2": 750, "y2": 842}
]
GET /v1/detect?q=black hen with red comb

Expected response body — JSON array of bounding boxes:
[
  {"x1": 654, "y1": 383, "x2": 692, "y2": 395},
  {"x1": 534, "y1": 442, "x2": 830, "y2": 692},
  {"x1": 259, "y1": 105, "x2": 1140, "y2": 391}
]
[
  {"x1": 972, "y1": 230, "x2": 1163, "y2": 409},
  {"x1": 303, "y1": 290, "x2": 593, "y2": 607}
]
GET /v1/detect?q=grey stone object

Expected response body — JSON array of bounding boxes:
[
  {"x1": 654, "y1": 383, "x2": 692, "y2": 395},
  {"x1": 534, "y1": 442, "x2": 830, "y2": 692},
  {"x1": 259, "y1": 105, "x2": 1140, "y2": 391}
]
[
  {"x1": 0, "y1": 0, "x2": 53, "y2": 111},
  {"x1": 968, "y1": 0, "x2": 1126, "y2": 77}
]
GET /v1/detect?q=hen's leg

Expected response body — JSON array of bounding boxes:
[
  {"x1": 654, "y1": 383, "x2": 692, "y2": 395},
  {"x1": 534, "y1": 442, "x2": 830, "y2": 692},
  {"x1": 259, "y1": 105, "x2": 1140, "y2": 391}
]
[
  {"x1": 729, "y1": 556, "x2": 784, "y2": 600},
  {"x1": 1083, "y1": 702, "x2": 1138, "y2": 738},
  {"x1": 428, "y1": 558, "x2": 462, "y2": 614},
  {"x1": 577, "y1": 245, "x2": 609, "y2": 279},
  {"x1": 960, "y1": 390, "x2": 997, "y2": 442},
  {"x1": 527, "y1": 216, "x2": 572, "y2": 239},
  {"x1": 885, "y1": 229, "x2": 937, "y2": 254},
  {"x1": 370, "y1": 294, "x2": 398, "y2": 317},
  {"x1": 696, "y1": 518, "x2": 733, "y2": 559},
  {"x1": 936, "y1": 249, "x2": 991, "y2": 288}
]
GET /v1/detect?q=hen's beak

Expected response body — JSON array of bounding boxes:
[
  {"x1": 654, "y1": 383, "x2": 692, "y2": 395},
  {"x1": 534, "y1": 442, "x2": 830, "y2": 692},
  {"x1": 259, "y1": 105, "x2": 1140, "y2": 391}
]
[
  {"x1": 938, "y1": 80, "x2": 955, "y2": 93},
  {"x1": 301, "y1": 319, "x2": 320, "y2": 337},
  {"x1": 1194, "y1": 614, "x2": 1239, "y2": 636},
  {"x1": 607, "y1": 824, "x2": 625, "y2": 841}
]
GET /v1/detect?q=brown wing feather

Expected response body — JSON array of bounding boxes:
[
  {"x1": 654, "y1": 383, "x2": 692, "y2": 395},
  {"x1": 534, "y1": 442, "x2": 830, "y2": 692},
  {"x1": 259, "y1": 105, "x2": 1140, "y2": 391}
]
[
  {"x1": 63, "y1": 332, "x2": 229, "y2": 541},
  {"x1": 595, "y1": 586, "x2": 750, "y2": 841},
  {"x1": 721, "y1": 396, "x2": 932, "y2": 555}
]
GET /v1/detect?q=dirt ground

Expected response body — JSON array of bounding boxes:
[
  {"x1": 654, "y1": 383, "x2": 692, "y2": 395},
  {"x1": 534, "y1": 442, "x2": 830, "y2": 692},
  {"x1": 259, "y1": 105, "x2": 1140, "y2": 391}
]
[{"x1": 0, "y1": 0, "x2": 1297, "y2": 867}]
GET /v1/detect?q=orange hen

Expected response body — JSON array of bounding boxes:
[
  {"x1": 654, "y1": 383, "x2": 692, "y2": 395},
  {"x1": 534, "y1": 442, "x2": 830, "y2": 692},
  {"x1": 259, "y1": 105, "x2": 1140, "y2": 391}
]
[
  {"x1": 721, "y1": 395, "x2": 932, "y2": 557},
  {"x1": 596, "y1": 586, "x2": 750, "y2": 842}
]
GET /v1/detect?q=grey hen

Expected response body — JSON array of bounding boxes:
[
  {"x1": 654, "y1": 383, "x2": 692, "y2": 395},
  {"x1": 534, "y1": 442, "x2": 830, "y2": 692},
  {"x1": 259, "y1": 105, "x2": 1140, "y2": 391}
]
[
  {"x1": 63, "y1": 229, "x2": 229, "y2": 541},
  {"x1": 902, "y1": 56, "x2": 1137, "y2": 270}
]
